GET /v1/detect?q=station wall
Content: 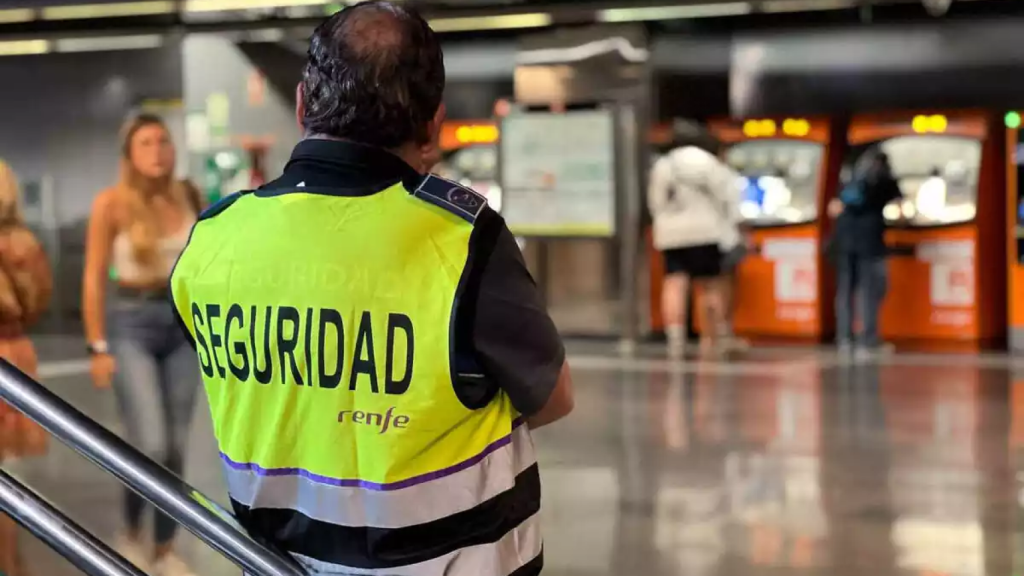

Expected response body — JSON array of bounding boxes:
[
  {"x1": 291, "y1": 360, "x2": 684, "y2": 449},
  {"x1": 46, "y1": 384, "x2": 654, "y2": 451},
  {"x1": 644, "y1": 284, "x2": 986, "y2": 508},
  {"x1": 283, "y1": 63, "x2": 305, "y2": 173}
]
[{"x1": 0, "y1": 44, "x2": 182, "y2": 224}]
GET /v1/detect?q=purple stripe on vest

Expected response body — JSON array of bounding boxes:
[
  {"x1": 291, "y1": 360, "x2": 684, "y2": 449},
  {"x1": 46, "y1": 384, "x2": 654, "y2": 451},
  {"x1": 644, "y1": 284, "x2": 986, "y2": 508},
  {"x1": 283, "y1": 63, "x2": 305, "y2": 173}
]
[{"x1": 221, "y1": 418, "x2": 525, "y2": 492}]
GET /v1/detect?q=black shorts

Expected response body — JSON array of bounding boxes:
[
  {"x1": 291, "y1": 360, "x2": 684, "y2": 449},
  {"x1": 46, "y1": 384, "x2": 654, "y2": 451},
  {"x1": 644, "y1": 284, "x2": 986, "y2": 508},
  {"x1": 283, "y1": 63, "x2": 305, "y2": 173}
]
[{"x1": 663, "y1": 244, "x2": 722, "y2": 279}]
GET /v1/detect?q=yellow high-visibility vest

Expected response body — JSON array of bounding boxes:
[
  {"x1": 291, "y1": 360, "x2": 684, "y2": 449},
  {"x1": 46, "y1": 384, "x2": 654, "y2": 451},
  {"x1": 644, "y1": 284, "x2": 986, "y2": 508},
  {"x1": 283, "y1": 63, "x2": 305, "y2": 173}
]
[{"x1": 170, "y1": 174, "x2": 541, "y2": 576}]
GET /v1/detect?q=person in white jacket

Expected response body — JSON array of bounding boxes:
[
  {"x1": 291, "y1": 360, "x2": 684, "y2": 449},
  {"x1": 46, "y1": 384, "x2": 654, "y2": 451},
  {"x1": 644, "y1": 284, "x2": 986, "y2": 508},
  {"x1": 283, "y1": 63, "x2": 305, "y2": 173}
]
[{"x1": 648, "y1": 123, "x2": 743, "y2": 358}]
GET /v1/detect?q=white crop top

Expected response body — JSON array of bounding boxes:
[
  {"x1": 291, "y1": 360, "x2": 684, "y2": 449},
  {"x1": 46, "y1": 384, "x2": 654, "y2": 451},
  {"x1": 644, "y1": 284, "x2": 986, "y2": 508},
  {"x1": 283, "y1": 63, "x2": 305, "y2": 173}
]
[{"x1": 112, "y1": 218, "x2": 194, "y2": 283}]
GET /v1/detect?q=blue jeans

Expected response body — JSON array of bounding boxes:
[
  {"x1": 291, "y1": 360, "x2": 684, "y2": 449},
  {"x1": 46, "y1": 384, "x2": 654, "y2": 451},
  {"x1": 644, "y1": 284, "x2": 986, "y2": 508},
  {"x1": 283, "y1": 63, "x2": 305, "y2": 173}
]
[
  {"x1": 835, "y1": 253, "x2": 888, "y2": 347},
  {"x1": 110, "y1": 296, "x2": 200, "y2": 544}
]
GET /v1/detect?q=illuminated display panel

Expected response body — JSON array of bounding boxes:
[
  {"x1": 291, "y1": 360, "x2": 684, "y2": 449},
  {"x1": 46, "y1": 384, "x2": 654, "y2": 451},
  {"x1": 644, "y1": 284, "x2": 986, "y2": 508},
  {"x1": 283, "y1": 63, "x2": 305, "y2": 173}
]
[
  {"x1": 454, "y1": 125, "x2": 499, "y2": 146},
  {"x1": 846, "y1": 136, "x2": 981, "y2": 226},
  {"x1": 440, "y1": 122, "x2": 499, "y2": 151},
  {"x1": 725, "y1": 139, "x2": 824, "y2": 226}
]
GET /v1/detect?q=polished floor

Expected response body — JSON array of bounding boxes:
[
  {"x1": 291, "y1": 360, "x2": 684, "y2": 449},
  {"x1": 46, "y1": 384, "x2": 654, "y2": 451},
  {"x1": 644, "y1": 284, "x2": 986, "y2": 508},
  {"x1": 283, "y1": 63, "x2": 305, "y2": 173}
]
[{"x1": 8, "y1": 336, "x2": 1024, "y2": 575}]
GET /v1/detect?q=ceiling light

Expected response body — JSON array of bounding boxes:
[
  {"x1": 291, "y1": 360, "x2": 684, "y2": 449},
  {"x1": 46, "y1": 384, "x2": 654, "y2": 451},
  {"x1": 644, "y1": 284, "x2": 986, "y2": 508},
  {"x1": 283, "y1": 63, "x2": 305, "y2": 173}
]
[
  {"x1": 56, "y1": 35, "x2": 164, "y2": 53},
  {"x1": 184, "y1": 0, "x2": 327, "y2": 12},
  {"x1": 0, "y1": 39, "x2": 49, "y2": 56},
  {"x1": 598, "y1": 2, "x2": 752, "y2": 22},
  {"x1": 0, "y1": 8, "x2": 34, "y2": 24},
  {"x1": 42, "y1": 1, "x2": 175, "y2": 20},
  {"x1": 760, "y1": 0, "x2": 857, "y2": 13},
  {"x1": 429, "y1": 13, "x2": 552, "y2": 33}
]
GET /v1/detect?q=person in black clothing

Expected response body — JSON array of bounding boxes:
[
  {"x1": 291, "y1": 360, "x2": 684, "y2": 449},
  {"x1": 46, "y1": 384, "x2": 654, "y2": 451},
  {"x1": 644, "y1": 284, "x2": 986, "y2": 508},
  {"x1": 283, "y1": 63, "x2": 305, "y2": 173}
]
[{"x1": 828, "y1": 149, "x2": 903, "y2": 357}]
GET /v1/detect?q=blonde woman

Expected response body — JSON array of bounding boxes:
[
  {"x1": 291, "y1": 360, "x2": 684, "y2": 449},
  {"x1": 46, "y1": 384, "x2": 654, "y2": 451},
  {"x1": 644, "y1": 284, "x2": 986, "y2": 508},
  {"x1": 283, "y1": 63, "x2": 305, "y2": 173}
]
[
  {"x1": 0, "y1": 159, "x2": 53, "y2": 576},
  {"x1": 82, "y1": 114, "x2": 202, "y2": 576}
]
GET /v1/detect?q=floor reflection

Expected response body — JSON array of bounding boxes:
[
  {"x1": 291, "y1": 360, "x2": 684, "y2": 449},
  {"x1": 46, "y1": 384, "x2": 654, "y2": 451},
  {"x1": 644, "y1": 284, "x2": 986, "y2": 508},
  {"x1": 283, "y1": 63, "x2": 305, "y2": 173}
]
[
  {"x1": 538, "y1": 348, "x2": 1016, "y2": 576},
  {"x1": 6, "y1": 340, "x2": 1024, "y2": 576}
]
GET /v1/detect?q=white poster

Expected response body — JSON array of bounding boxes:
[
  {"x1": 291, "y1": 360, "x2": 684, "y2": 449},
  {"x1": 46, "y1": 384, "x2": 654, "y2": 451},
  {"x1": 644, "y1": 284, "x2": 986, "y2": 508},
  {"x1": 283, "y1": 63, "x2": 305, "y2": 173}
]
[
  {"x1": 499, "y1": 110, "x2": 616, "y2": 237},
  {"x1": 930, "y1": 262, "x2": 974, "y2": 307},
  {"x1": 763, "y1": 237, "x2": 817, "y2": 306},
  {"x1": 774, "y1": 260, "x2": 817, "y2": 304}
]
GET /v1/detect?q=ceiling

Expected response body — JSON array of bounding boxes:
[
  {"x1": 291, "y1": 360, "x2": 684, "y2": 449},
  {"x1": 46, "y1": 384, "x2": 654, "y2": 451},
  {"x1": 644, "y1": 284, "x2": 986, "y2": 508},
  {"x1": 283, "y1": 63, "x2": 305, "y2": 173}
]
[{"x1": 0, "y1": 0, "x2": 1020, "y2": 43}]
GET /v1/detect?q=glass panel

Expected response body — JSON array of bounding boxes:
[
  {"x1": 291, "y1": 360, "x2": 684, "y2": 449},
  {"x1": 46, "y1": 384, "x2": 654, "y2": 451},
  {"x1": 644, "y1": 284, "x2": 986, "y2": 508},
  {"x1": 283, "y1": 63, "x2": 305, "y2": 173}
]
[
  {"x1": 725, "y1": 139, "x2": 824, "y2": 226},
  {"x1": 852, "y1": 136, "x2": 982, "y2": 226},
  {"x1": 436, "y1": 144, "x2": 503, "y2": 212}
]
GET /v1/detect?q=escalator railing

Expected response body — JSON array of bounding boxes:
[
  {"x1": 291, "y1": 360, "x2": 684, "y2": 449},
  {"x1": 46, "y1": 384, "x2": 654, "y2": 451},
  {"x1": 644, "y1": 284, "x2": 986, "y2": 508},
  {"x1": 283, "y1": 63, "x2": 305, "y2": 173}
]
[
  {"x1": 0, "y1": 469, "x2": 145, "y2": 576},
  {"x1": 0, "y1": 360, "x2": 307, "y2": 576}
]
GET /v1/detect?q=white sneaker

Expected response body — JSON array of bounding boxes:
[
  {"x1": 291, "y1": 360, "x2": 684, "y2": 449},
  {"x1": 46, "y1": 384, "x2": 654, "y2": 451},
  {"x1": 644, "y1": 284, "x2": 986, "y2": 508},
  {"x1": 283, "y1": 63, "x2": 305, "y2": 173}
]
[
  {"x1": 855, "y1": 342, "x2": 896, "y2": 362},
  {"x1": 153, "y1": 553, "x2": 196, "y2": 576},
  {"x1": 114, "y1": 533, "x2": 151, "y2": 572},
  {"x1": 665, "y1": 325, "x2": 686, "y2": 360},
  {"x1": 722, "y1": 335, "x2": 750, "y2": 352},
  {"x1": 667, "y1": 341, "x2": 685, "y2": 360}
]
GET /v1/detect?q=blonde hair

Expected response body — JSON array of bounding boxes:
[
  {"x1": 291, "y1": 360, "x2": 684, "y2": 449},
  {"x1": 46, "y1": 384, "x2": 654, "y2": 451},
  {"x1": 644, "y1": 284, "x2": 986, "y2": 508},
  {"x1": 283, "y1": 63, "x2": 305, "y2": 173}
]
[
  {"x1": 0, "y1": 160, "x2": 22, "y2": 227},
  {"x1": 116, "y1": 114, "x2": 190, "y2": 269},
  {"x1": 0, "y1": 160, "x2": 50, "y2": 324}
]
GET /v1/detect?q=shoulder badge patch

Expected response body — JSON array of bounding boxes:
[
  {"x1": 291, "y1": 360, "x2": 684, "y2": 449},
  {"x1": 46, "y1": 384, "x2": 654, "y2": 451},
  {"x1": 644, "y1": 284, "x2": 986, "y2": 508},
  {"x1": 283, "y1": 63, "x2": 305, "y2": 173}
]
[{"x1": 412, "y1": 175, "x2": 488, "y2": 223}]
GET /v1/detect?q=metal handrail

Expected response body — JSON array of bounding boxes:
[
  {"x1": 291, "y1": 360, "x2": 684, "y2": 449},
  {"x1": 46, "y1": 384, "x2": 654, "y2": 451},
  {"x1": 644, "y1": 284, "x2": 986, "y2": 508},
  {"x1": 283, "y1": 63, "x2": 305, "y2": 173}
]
[
  {"x1": 0, "y1": 469, "x2": 146, "y2": 576},
  {"x1": 0, "y1": 360, "x2": 306, "y2": 576}
]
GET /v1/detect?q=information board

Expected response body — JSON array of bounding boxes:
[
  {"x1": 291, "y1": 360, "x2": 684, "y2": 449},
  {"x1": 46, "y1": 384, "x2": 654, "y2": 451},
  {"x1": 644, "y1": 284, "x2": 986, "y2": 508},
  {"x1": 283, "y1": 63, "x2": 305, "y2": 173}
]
[{"x1": 500, "y1": 110, "x2": 616, "y2": 237}]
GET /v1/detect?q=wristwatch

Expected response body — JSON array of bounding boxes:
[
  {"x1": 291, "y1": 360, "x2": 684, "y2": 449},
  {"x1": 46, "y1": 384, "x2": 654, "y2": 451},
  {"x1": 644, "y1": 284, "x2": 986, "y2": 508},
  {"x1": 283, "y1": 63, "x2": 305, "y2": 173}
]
[{"x1": 87, "y1": 340, "x2": 109, "y2": 355}]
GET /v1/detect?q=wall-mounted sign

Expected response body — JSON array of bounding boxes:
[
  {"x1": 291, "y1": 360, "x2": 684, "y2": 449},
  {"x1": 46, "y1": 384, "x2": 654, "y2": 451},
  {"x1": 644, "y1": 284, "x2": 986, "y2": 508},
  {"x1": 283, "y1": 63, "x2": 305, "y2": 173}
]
[
  {"x1": 186, "y1": 112, "x2": 210, "y2": 153},
  {"x1": 499, "y1": 110, "x2": 616, "y2": 237},
  {"x1": 205, "y1": 92, "x2": 231, "y2": 147}
]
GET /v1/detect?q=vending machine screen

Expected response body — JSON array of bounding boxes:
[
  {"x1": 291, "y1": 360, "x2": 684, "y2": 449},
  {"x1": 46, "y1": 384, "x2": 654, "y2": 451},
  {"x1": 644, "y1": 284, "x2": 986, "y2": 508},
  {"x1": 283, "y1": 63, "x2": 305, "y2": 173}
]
[
  {"x1": 741, "y1": 176, "x2": 767, "y2": 208},
  {"x1": 726, "y1": 140, "x2": 824, "y2": 226},
  {"x1": 846, "y1": 135, "x2": 982, "y2": 226}
]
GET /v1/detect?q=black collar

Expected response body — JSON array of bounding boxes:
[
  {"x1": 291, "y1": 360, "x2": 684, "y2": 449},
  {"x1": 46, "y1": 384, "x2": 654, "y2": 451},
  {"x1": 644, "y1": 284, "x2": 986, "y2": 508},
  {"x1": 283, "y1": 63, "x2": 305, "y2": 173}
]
[{"x1": 259, "y1": 138, "x2": 423, "y2": 197}]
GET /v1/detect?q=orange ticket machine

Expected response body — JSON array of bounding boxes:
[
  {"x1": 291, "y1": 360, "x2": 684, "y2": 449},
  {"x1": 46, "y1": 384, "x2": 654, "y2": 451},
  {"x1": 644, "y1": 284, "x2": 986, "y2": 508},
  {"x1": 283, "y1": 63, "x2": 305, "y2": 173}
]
[
  {"x1": 707, "y1": 117, "x2": 842, "y2": 341},
  {"x1": 848, "y1": 112, "x2": 1006, "y2": 351},
  {"x1": 647, "y1": 117, "x2": 842, "y2": 341}
]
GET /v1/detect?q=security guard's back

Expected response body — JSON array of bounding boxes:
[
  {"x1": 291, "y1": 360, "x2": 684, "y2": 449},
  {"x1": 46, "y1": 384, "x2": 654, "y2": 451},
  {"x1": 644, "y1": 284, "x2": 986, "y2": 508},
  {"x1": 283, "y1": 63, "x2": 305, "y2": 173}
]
[{"x1": 170, "y1": 2, "x2": 573, "y2": 576}]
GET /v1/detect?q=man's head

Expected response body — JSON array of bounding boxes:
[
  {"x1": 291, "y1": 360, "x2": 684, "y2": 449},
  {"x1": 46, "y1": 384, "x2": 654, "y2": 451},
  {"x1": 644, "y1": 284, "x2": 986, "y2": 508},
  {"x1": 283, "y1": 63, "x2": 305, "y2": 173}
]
[{"x1": 298, "y1": 1, "x2": 446, "y2": 157}]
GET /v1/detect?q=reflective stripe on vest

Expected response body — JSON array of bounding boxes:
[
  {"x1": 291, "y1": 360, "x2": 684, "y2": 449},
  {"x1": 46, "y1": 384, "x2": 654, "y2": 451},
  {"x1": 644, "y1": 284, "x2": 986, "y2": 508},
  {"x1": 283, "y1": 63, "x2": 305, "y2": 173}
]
[
  {"x1": 223, "y1": 421, "x2": 535, "y2": 528},
  {"x1": 170, "y1": 178, "x2": 539, "y2": 575}
]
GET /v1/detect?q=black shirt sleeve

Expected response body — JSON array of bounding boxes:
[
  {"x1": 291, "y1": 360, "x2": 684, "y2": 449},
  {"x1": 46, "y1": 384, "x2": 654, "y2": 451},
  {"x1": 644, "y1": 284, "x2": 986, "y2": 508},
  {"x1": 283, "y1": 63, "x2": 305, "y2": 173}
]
[
  {"x1": 861, "y1": 176, "x2": 902, "y2": 214},
  {"x1": 454, "y1": 209, "x2": 566, "y2": 417}
]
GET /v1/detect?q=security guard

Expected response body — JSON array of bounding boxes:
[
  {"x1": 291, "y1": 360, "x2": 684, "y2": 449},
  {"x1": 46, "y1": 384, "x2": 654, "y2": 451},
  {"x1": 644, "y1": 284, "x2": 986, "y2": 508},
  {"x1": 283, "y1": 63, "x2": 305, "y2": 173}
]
[{"x1": 169, "y1": 2, "x2": 573, "y2": 575}]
